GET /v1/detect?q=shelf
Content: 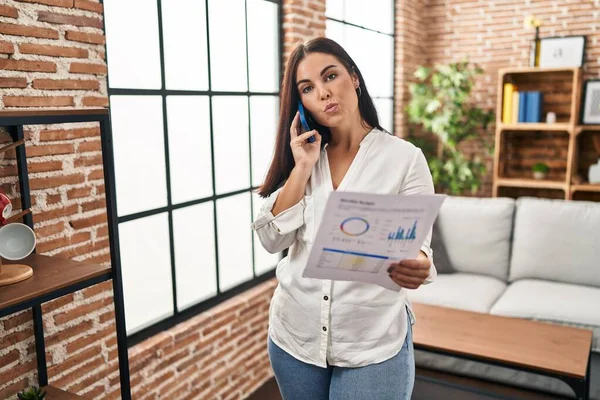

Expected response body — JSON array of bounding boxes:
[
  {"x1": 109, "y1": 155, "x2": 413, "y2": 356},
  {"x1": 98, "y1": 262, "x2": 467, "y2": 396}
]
[
  {"x1": 44, "y1": 385, "x2": 86, "y2": 399},
  {"x1": 571, "y1": 184, "x2": 600, "y2": 193},
  {"x1": 0, "y1": 253, "x2": 111, "y2": 317},
  {"x1": 0, "y1": 108, "x2": 109, "y2": 127},
  {"x1": 0, "y1": 108, "x2": 108, "y2": 118},
  {"x1": 496, "y1": 178, "x2": 567, "y2": 190},
  {"x1": 499, "y1": 66, "x2": 579, "y2": 75},
  {"x1": 575, "y1": 125, "x2": 600, "y2": 135},
  {"x1": 497, "y1": 123, "x2": 571, "y2": 132}
]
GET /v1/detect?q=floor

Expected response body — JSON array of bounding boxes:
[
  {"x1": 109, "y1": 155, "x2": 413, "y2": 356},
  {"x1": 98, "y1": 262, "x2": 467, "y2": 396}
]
[{"x1": 248, "y1": 368, "x2": 569, "y2": 400}]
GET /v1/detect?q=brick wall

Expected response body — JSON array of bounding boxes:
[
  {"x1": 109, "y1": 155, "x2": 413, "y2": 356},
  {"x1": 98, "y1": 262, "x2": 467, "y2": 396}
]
[
  {"x1": 399, "y1": 0, "x2": 600, "y2": 195},
  {"x1": 0, "y1": 0, "x2": 325, "y2": 399}
]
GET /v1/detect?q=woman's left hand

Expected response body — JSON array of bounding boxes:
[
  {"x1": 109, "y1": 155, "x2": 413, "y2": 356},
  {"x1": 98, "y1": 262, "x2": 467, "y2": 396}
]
[{"x1": 387, "y1": 251, "x2": 431, "y2": 290}]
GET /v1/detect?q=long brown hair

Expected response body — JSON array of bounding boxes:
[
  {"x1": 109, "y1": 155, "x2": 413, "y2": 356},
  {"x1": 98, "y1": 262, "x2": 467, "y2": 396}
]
[{"x1": 256, "y1": 37, "x2": 383, "y2": 198}]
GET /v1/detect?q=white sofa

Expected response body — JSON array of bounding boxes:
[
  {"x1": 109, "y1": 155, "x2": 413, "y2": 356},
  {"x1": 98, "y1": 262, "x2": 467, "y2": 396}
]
[{"x1": 408, "y1": 196, "x2": 600, "y2": 399}]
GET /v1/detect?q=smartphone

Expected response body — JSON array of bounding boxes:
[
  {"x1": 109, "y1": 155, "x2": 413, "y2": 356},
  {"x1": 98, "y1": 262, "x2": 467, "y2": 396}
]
[{"x1": 297, "y1": 101, "x2": 316, "y2": 143}]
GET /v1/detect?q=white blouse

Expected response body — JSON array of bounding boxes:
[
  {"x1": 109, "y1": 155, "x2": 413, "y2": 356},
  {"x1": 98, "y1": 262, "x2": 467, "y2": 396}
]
[{"x1": 251, "y1": 128, "x2": 436, "y2": 368}]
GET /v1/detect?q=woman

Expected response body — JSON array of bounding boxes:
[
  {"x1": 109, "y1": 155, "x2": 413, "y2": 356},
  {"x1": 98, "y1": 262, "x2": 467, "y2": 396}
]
[{"x1": 251, "y1": 37, "x2": 436, "y2": 400}]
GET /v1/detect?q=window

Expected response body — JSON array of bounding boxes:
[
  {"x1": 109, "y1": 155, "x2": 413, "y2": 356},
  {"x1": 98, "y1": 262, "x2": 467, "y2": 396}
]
[
  {"x1": 325, "y1": 0, "x2": 395, "y2": 133},
  {"x1": 103, "y1": 0, "x2": 282, "y2": 341}
]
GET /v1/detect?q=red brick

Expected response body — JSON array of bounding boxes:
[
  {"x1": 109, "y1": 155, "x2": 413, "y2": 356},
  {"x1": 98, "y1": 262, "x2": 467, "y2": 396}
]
[
  {"x1": 82, "y1": 96, "x2": 109, "y2": 107},
  {"x1": 0, "y1": 5, "x2": 18, "y2": 18},
  {"x1": 0, "y1": 329, "x2": 32, "y2": 352},
  {"x1": 19, "y1": 44, "x2": 88, "y2": 59},
  {"x1": 27, "y1": 143, "x2": 75, "y2": 158},
  {"x1": 14, "y1": 0, "x2": 73, "y2": 6},
  {"x1": 0, "y1": 23, "x2": 59, "y2": 39},
  {"x1": 34, "y1": 78, "x2": 99, "y2": 91},
  {"x1": 3, "y1": 96, "x2": 73, "y2": 108},
  {"x1": 54, "y1": 297, "x2": 112, "y2": 325},
  {"x1": 78, "y1": 140, "x2": 102, "y2": 153},
  {"x1": 30, "y1": 174, "x2": 85, "y2": 191},
  {"x1": 67, "y1": 186, "x2": 93, "y2": 199},
  {"x1": 0, "y1": 360, "x2": 36, "y2": 386},
  {"x1": 74, "y1": 154, "x2": 103, "y2": 167},
  {"x1": 74, "y1": 0, "x2": 103, "y2": 13},
  {"x1": 46, "y1": 320, "x2": 93, "y2": 347},
  {"x1": 65, "y1": 30, "x2": 105, "y2": 45},
  {"x1": 41, "y1": 127, "x2": 100, "y2": 141},
  {"x1": 96, "y1": 224, "x2": 109, "y2": 238},
  {"x1": 37, "y1": 11, "x2": 103, "y2": 29},
  {"x1": 47, "y1": 346, "x2": 101, "y2": 376},
  {"x1": 81, "y1": 197, "x2": 106, "y2": 212},
  {"x1": 36, "y1": 231, "x2": 91, "y2": 254},
  {"x1": 0, "y1": 379, "x2": 28, "y2": 400},
  {"x1": 36, "y1": 221, "x2": 65, "y2": 237},
  {"x1": 0, "y1": 59, "x2": 56, "y2": 73},
  {"x1": 2, "y1": 310, "x2": 32, "y2": 331},
  {"x1": 28, "y1": 160, "x2": 63, "y2": 173},
  {"x1": 88, "y1": 168, "x2": 104, "y2": 181},
  {"x1": 69, "y1": 62, "x2": 108, "y2": 75},
  {"x1": 0, "y1": 40, "x2": 15, "y2": 54},
  {"x1": 70, "y1": 213, "x2": 107, "y2": 229},
  {"x1": 86, "y1": 252, "x2": 111, "y2": 265},
  {"x1": 35, "y1": 204, "x2": 79, "y2": 223}
]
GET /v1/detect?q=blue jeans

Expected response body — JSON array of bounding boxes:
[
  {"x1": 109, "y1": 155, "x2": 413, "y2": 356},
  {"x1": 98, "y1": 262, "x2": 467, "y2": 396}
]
[{"x1": 267, "y1": 314, "x2": 415, "y2": 400}]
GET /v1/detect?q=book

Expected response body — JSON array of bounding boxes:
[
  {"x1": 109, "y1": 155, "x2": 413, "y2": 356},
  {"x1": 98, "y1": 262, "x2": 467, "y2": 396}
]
[
  {"x1": 502, "y1": 83, "x2": 515, "y2": 124},
  {"x1": 518, "y1": 91, "x2": 528, "y2": 123},
  {"x1": 526, "y1": 91, "x2": 543, "y2": 123},
  {"x1": 511, "y1": 91, "x2": 520, "y2": 124}
]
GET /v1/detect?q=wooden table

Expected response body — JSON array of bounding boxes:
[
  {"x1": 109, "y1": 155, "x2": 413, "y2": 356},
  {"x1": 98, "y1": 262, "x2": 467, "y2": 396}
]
[{"x1": 411, "y1": 303, "x2": 593, "y2": 400}]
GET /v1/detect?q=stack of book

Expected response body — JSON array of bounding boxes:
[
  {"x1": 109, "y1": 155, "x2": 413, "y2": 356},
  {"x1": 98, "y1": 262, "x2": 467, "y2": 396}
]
[{"x1": 502, "y1": 83, "x2": 543, "y2": 124}]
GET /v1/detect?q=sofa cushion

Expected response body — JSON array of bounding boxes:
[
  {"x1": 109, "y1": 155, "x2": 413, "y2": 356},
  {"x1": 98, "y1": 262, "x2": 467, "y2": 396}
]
[
  {"x1": 407, "y1": 272, "x2": 507, "y2": 313},
  {"x1": 435, "y1": 196, "x2": 515, "y2": 281},
  {"x1": 491, "y1": 279, "x2": 600, "y2": 352},
  {"x1": 509, "y1": 197, "x2": 600, "y2": 287}
]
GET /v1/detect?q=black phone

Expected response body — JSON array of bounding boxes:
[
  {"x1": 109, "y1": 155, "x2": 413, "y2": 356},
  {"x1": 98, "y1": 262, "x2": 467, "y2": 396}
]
[{"x1": 297, "y1": 101, "x2": 316, "y2": 143}]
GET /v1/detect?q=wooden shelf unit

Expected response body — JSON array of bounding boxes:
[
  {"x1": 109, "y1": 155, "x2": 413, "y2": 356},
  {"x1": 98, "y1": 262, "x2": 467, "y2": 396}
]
[
  {"x1": 493, "y1": 67, "x2": 600, "y2": 201},
  {"x1": 0, "y1": 109, "x2": 131, "y2": 400}
]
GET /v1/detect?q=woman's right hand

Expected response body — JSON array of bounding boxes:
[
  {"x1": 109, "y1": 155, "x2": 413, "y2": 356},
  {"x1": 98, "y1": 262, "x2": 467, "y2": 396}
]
[{"x1": 290, "y1": 111, "x2": 322, "y2": 171}]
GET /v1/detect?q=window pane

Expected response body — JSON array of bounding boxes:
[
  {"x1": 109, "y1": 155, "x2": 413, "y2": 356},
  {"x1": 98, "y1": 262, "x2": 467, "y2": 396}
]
[
  {"x1": 120, "y1": 213, "x2": 173, "y2": 334},
  {"x1": 345, "y1": 26, "x2": 393, "y2": 98},
  {"x1": 326, "y1": 19, "x2": 345, "y2": 47},
  {"x1": 173, "y1": 203, "x2": 217, "y2": 310},
  {"x1": 252, "y1": 192, "x2": 280, "y2": 275},
  {"x1": 212, "y1": 96, "x2": 250, "y2": 194},
  {"x1": 110, "y1": 95, "x2": 167, "y2": 216},
  {"x1": 374, "y1": 98, "x2": 393, "y2": 133},
  {"x1": 247, "y1": 0, "x2": 279, "y2": 93},
  {"x1": 162, "y1": 0, "x2": 208, "y2": 90},
  {"x1": 104, "y1": 0, "x2": 161, "y2": 89},
  {"x1": 345, "y1": 0, "x2": 393, "y2": 34},
  {"x1": 216, "y1": 193, "x2": 253, "y2": 291},
  {"x1": 250, "y1": 96, "x2": 278, "y2": 186},
  {"x1": 208, "y1": 0, "x2": 248, "y2": 91},
  {"x1": 326, "y1": 0, "x2": 344, "y2": 20},
  {"x1": 167, "y1": 96, "x2": 213, "y2": 204}
]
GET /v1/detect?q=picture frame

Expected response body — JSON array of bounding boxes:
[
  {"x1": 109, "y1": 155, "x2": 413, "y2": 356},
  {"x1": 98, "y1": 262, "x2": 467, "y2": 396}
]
[
  {"x1": 539, "y1": 35, "x2": 586, "y2": 68},
  {"x1": 581, "y1": 79, "x2": 600, "y2": 125}
]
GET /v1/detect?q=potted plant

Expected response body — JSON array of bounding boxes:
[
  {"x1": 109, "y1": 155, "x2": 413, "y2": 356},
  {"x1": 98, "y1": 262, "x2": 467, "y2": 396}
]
[
  {"x1": 532, "y1": 162, "x2": 549, "y2": 180},
  {"x1": 16, "y1": 386, "x2": 46, "y2": 400},
  {"x1": 406, "y1": 60, "x2": 495, "y2": 195}
]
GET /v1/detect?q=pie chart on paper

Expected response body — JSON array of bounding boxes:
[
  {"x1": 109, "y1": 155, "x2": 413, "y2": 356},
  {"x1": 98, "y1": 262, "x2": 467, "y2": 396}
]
[{"x1": 340, "y1": 217, "x2": 370, "y2": 236}]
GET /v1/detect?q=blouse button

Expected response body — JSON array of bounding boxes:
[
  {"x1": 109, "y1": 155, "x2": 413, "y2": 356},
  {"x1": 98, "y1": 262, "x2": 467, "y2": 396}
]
[
  {"x1": 323, "y1": 296, "x2": 329, "y2": 301},
  {"x1": 322, "y1": 326, "x2": 327, "y2": 332}
]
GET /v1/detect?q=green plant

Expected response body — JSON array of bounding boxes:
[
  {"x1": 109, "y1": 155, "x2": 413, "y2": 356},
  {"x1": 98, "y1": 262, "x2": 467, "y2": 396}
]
[
  {"x1": 532, "y1": 162, "x2": 549, "y2": 173},
  {"x1": 406, "y1": 60, "x2": 495, "y2": 195},
  {"x1": 17, "y1": 386, "x2": 46, "y2": 400}
]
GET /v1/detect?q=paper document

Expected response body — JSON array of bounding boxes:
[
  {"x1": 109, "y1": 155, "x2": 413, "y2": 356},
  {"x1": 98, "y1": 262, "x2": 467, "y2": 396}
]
[{"x1": 302, "y1": 192, "x2": 446, "y2": 291}]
